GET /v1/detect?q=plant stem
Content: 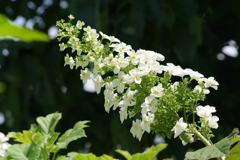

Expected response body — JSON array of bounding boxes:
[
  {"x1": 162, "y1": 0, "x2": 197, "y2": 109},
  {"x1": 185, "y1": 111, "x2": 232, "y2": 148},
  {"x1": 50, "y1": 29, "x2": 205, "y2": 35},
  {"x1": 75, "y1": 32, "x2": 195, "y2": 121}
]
[
  {"x1": 183, "y1": 105, "x2": 187, "y2": 122},
  {"x1": 52, "y1": 152, "x2": 57, "y2": 160},
  {"x1": 193, "y1": 129, "x2": 211, "y2": 146}
]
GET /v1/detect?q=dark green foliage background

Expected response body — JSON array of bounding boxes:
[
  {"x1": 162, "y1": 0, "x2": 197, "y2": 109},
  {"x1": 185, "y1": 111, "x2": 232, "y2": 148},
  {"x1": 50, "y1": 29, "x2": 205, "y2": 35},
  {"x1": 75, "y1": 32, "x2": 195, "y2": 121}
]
[{"x1": 1, "y1": 0, "x2": 240, "y2": 159}]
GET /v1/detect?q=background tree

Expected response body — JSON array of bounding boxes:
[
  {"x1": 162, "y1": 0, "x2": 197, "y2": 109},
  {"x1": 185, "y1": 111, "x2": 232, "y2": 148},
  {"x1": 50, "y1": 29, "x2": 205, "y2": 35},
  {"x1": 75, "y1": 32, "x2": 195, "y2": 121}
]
[{"x1": 0, "y1": 0, "x2": 240, "y2": 159}]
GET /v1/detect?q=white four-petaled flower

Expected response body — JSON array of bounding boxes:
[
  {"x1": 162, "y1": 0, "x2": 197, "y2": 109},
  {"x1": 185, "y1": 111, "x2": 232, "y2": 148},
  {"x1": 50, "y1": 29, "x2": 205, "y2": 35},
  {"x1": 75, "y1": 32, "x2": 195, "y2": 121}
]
[
  {"x1": 171, "y1": 117, "x2": 188, "y2": 138},
  {"x1": 196, "y1": 105, "x2": 216, "y2": 118}
]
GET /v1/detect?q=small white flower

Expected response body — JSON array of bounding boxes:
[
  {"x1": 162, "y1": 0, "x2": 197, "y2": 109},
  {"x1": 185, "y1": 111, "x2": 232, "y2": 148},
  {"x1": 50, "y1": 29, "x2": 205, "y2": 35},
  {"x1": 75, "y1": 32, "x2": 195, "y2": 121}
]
[
  {"x1": 76, "y1": 20, "x2": 85, "y2": 29},
  {"x1": 150, "y1": 84, "x2": 164, "y2": 98},
  {"x1": 185, "y1": 68, "x2": 204, "y2": 81},
  {"x1": 206, "y1": 115, "x2": 219, "y2": 129},
  {"x1": 141, "y1": 96, "x2": 157, "y2": 114},
  {"x1": 196, "y1": 105, "x2": 216, "y2": 118},
  {"x1": 171, "y1": 117, "x2": 188, "y2": 138},
  {"x1": 64, "y1": 54, "x2": 75, "y2": 69},
  {"x1": 0, "y1": 132, "x2": 11, "y2": 157},
  {"x1": 130, "y1": 119, "x2": 144, "y2": 141},
  {"x1": 93, "y1": 75, "x2": 104, "y2": 94},
  {"x1": 119, "y1": 102, "x2": 128, "y2": 123},
  {"x1": 140, "y1": 113, "x2": 154, "y2": 133},
  {"x1": 80, "y1": 68, "x2": 92, "y2": 84},
  {"x1": 202, "y1": 77, "x2": 219, "y2": 90},
  {"x1": 68, "y1": 14, "x2": 75, "y2": 19},
  {"x1": 93, "y1": 58, "x2": 105, "y2": 74},
  {"x1": 0, "y1": 133, "x2": 9, "y2": 143},
  {"x1": 129, "y1": 68, "x2": 143, "y2": 84},
  {"x1": 121, "y1": 88, "x2": 137, "y2": 107},
  {"x1": 112, "y1": 71, "x2": 128, "y2": 93},
  {"x1": 126, "y1": 50, "x2": 140, "y2": 65},
  {"x1": 59, "y1": 43, "x2": 67, "y2": 51},
  {"x1": 112, "y1": 57, "x2": 129, "y2": 74}
]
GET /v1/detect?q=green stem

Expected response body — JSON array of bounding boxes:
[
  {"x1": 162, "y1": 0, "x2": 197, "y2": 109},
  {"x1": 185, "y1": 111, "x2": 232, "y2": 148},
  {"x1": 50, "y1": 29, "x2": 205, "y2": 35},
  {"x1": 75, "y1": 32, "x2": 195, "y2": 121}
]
[
  {"x1": 193, "y1": 129, "x2": 211, "y2": 146},
  {"x1": 52, "y1": 152, "x2": 58, "y2": 160},
  {"x1": 192, "y1": 113, "x2": 195, "y2": 124},
  {"x1": 183, "y1": 105, "x2": 187, "y2": 122}
]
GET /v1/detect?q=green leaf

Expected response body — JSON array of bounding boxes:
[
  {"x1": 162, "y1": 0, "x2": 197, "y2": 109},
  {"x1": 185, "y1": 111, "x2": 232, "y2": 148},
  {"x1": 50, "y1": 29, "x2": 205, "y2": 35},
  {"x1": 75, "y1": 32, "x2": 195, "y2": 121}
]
[
  {"x1": 6, "y1": 144, "x2": 31, "y2": 160},
  {"x1": 46, "y1": 132, "x2": 60, "y2": 152},
  {"x1": 56, "y1": 156, "x2": 67, "y2": 160},
  {"x1": 6, "y1": 135, "x2": 50, "y2": 160},
  {"x1": 186, "y1": 128, "x2": 239, "y2": 160},
  {"x1": 99, "y1": 154, "x2": 116, "y2": 160},
  {"x1": 9, "y1": 130, "x2": 42, "y2": 143},
  {"x1": 225, "y1": 142, "x2": 240, "y2": 160},
  {"x1": 131, "y1": 144, "x2": 168, "y2": 160},
  {"x1": 116, "y1": 144, "x2": 168, "y2": 160},
  {"x1": 73, "y1": 153, "x2": 97, "y2": 160},
  {"x1": 115, "y1": 150, "x2": 131, "y2": 159},
  {"x1": 36, "y1": 112, "x2": 62, "y2": 135},
  {"x1": 57, "y1": 121, "x2": 89, "y2": 149},
  {"x1": 230, "y1": 136, "x2": 240, "y2": 145},
  {"x1": 67, "y1": 152, "x2": 80, "y2": 158},
  {"x1": 56, "y1": 156, "x2": 74, "y2": 160},
  {"x1": 7, "y1": 124, "x2": 42, "y2": 143},
  {"x1": 0, "y1": 14, "x2": 49, "y2": 42}
]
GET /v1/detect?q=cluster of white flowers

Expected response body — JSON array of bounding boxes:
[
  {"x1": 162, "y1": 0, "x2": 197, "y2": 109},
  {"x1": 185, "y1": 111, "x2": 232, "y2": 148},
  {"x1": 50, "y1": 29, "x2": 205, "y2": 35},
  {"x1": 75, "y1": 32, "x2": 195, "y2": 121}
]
[
  {"x1": 196, "y1": 105, "x2": 219, "y2": 129},
  {"x1": 0, "y1": 132, "x2": 11, "y2": 157},
  {"x1": 57, "y1": 15, "x2": 219, "y2": 142},
  {"x1": 171, "y1": 105, "x2": 219, "y2": 145}
]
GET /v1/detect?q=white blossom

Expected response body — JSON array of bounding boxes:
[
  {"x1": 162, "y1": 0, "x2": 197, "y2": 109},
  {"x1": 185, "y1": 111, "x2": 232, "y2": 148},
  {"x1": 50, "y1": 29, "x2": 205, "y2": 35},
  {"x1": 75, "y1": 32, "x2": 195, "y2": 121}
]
[
  {"x1": 64, "y1": 54, "x2": 75, "y2": 69},
  {"x1": 206, "y1": 115, "x2": 219, "y2": 129},
  {"x1": 0, "y1": 132, "x2": 11, "y2": 157},
  {"x1": 202, "y1": 77, "x2": 219, "y2": 90},
  {"x1": 141, "y1": 96, "x2": 157, "y2": 114},
  {"x1": 130, "y1": 119, "x2": 144, "y2": 141},
  {"x1": 185, "y1": 68, "x2": 204, "y2": 81},
  {"x1": 196, "y1": 105, "x2": 216, "y2": 119},
  {"x1": 112, "y1": 71, "x2": 128, "y2": 93},
  {"x1": 140, "y1": 113, "x2": 154, "y2": 133},
  {"x1": 80, "y1": 68, "x2": 92, "y2": 84},
  {"x1": 93, "y1": 75, "x2": 104, "y2": 94},
  {"x1": 150, "y1": 84, "x2": 164, "y2": 98},
  {"x1": 129, "y1": 68, "x2": 144, "y2": 84},
  {"x1": 112, "y1": 57, "x2": 129, "y2": 74},
  {"x1": 171, "y1": 117, "x2": 188, "y2": 138},
  {"x1": 76, "y1": 20, "x2": 85, "y2": 29}
]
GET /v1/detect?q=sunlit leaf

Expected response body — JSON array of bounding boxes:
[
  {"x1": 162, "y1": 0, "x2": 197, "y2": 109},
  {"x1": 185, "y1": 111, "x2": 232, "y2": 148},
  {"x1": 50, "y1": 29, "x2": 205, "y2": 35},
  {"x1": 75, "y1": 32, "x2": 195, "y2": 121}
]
[
  {"x1": 115, "y1": 150, "x2": 131, "y2": 159},
  {"x1": 99, "y1": 154, "x2": 116, "y2": 160},
  {"x1": 36, "y1": 112, "x2": 62, "y2": 135},
  {"x1": 6, "y1": 135, "x2": 50, "y2": 160},
  {"x1": 73, "y1": 153, "x2": 97, "y2": 160},
  {"x1": 131, "y1": 144, "x2": 168, "y2": 160},
  {"x1": 57, "y1": 121, "x2": 89, "y2": 149},
  {"x1": 116, "y1": 144, "x2": 168, "y2": 160},
  {"x1": 225, "y1": 142, "x2": 240, "y2": 160},
  {"x1": 230, "y1": 136, "x2": 240, "y2": 145},
  {"x1": 9, "y1": 130, "x2": 42, "y2": 143},
  {"x1": 0, "y1": 14, "x2": 49, "y2": 42}
]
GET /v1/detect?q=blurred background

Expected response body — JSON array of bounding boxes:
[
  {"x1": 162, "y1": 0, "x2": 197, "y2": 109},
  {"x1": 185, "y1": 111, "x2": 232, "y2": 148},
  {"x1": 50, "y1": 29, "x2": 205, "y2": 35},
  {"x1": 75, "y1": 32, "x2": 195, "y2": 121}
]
[{"x1": 1, "y1": 0, "x2": 240, "y2": 159}]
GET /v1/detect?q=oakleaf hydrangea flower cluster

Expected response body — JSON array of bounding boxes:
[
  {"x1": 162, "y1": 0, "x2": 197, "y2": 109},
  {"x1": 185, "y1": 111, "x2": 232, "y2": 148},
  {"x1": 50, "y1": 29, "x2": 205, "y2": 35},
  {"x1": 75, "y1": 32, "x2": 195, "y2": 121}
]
[
  {"x1": 0, "y1": 132, "x2": 11, "y2": 157},
  {"x1": 56, "y1": 15, "x2": 219, "y2": 145}
]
